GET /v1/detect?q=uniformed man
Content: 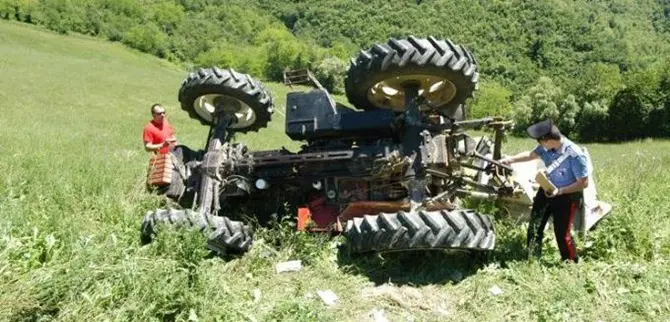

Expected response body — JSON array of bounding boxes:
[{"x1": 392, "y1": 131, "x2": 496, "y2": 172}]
[{"x1": 500, "y1": 119, "x2": 590, "y2": 263}]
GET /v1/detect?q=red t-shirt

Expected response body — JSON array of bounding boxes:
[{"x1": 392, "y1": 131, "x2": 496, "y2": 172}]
[{"x1": 143, "y1": 120, "x2": 175, "y2": 154}]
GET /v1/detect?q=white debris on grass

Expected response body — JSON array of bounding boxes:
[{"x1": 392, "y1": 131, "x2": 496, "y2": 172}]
[
  {"x1": 316, "y1": 289, "x2": 338, "y2": 306},
  {"x1": 188, "y1": 309, "x2": 199, "y2": 322},
  {"x1": 489, "y1": 285, "x2": 504, "y2": 296},
  {"x1": 275, "y1": 260, "x2": 302, "y2": 273},
  {"x1": 252, "y1": 288, "x2": 262, "y2": 303}
]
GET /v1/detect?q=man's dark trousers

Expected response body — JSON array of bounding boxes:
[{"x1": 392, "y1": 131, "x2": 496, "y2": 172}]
[{"x1": 527, "y1": 188, "x2": 583, "y2": 262}]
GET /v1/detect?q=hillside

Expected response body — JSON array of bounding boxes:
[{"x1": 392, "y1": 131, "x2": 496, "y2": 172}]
[
  {"x1": 2, "y1": 0, "x2": 670, "y2": 141},
  {"x1": 1, "y1": 19, "x2": 670, "y2": 321}
]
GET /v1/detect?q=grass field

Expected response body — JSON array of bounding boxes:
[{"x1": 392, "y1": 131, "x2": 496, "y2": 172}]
[{"x1": 1, "y1": 20, "x2": 670, "y2": 321}]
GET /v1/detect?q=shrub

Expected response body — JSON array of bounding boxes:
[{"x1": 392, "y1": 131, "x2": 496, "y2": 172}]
[
  {"x1": 122, "y1": 23, "x2": 168, "y2": 57},
  {"x1": 575, "y1": 100, "x2": 609, "y2": 142},
  {"x1": 607, "y1": 89, "x2": 652, "y2": 142},
  {"x1": 511, "y1": 76, "x2": 581, "y2": 135},
  {"x1": 469, "y1": 80, "x2": 514, "y2": 119},
  {"x1": 313, "y1": 56, "x2": 348, "y2": 94}
]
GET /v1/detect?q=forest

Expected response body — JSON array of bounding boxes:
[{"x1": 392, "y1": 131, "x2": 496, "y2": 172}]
[{"x1": 2, "y1": 0, "x2": 670, "y2": 141}]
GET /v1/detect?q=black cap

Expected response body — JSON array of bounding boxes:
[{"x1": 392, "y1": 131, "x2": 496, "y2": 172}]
[{"x1": 526, "y1": 118, "x2": 554, "y2": 139}]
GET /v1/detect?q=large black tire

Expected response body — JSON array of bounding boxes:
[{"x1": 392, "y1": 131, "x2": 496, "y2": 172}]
[
  {"x1": 344, "y1": 209, "x2": 495, "y2": 253},
  {"x1": 344, "y1": 36, "x2": 479, "y2": 120},
  {"x1": 141, "y1": 209, "x2": 253, "y2": 254},
  {"x1": 178, "y1": 67, "x2": 274, "y2": 133}
]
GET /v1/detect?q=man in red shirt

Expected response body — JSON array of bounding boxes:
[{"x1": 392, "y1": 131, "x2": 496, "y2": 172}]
[{"x1": 143, "y1": 103, "x2": 177, "y2": 154}]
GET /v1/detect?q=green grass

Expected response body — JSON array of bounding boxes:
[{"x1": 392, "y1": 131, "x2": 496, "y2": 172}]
[{"x1": 1, "y1": 20, "x2": 670, "y2": 321}]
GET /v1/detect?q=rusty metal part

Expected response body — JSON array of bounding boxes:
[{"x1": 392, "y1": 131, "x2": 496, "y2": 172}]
[
  {"x1": 283, "y1": 68, "x2": 326, "y2": 91},
  {"x1": 425, "y1": 134, "x2": 449, "y2": 167}
]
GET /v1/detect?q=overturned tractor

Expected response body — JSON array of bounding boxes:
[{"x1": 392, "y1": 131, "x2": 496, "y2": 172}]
[{"x1": 140, "y1": 36, "x2": 611, "y2": 256}]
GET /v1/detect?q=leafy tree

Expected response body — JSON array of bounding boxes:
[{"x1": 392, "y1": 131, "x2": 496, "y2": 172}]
[
  {"x1": 608, "y1": 89, "x2": 651, "y2": 142},
  {"x1": 647, "y1": 65, "x2": 670, "y2": 137},
  {"x1": 575, "y1": 100, "x2": 610, "y2": 142},
  {"x1": 574, "y1": 62, "x2": 624, "y2": 104},
  {"x1": 512, "y1": 77, "x2": 581, "y2": 135},
  {"x1": 2, "y1": 0, "x2": 670, "y2": 142},
  {"x1": 469, "y1": 80, "x2": 513, "y2": 119},
  {"x1": 313, "y1": 56, "x2": 348, "y2": 94},
  {"x1": 122, "y1": 23, "x2": 168, "y2": 57},
  {"x1": 151, "y1": 1, "x2": 185, "y2": 36}
]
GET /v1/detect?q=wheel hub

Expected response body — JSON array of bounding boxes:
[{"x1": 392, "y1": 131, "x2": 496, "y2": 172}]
[
  {"x1": 193, "y1": 94, "x2": 257, "y2": 128},
  {"x1": 367, "y1": 75, "x2": 457, "y2": 112}
]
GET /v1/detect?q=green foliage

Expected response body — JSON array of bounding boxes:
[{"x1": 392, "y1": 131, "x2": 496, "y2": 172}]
[
  {"x1": 194, "y1": 43, "x2": 265, "y2": 76},
  {"x1": 265, "y1": 297, "x2": 326, "y2": 321},
  {"x1": 574, "y1": 62, "x2": 624, "y2": 104},
  {"x1": 608, "y1": 89, "x2": 652, "y2": 142},
  {"x1": 257, "y1": 26, "x2": 309, "y2": 80},
  {"x1": 469, "y1": 80, "x2": 514, "y2": 119},
  {"x1": 313, "y1": 56, "x2": 348, "y2": 94},
  {"x1": 150, "y1": 1, "x2": 185, "y2": 36},
  {"x1": 1, "y1": 0, "x2": 670, "y2": 141},
  {"x1": 122, "y1": 23, "x2": 168, "y2": 57},
  {"x1": 575, "y1": 100, "x2": 609, "y2": 142},
  {"x1": 255, "y1": 215, "x2": 334, "y2": 266},
  {"x1": 512, "y1": 76, "x2": 581, "y2": 134}
]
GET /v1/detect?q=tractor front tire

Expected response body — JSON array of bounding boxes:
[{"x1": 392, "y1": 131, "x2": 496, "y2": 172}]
[
  {"x1": 178, "y1": 67, "x2": 273, "y2": 133},
  {"x1": 141, "y1": 209, "x2": 253, "y2": 255},
  {"x1": 344, "y1": 209, "x2": 495, "y2": 254}
]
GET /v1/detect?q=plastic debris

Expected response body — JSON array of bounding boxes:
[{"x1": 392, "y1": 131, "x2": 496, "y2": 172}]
[
  {"x1": 252, "y1": 289, "x2": 262, "y2": 303},
  {"x1": 489, "y1": 285, "x2": 504, "y2": 296},
  {"x1": 275, "y1": 260, "x2": 302, "y2": 273},
  {"x1": 317, "y1": 289, "x2": 338, "y2": 306}
]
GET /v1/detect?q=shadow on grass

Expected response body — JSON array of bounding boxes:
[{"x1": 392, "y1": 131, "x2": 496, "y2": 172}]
[
  {"x1": 337, "y1": 248, "x2": 487, "y2": 286},
  {"x1": 336, "y1": 226, "x2": 531, "y2": 286}
]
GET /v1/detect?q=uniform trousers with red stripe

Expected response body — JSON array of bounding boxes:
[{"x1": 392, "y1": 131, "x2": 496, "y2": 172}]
[{"x1": 527, "y1": 188, "x2": 583, "y2": 262}]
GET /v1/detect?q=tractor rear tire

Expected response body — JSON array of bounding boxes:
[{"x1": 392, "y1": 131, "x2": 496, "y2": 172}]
[
  {"x1": 178, "y1": 67, "x2": 273, "y2": 133},
  {"x1": 141, "y1": 208, "x2": 253, "y2": 254},
  {"x1": 344, "y1": 209, "x2": 495, "y2": 254},
  {"x1": 344, "y1": 36, "x2": 479, "y2": 120}
]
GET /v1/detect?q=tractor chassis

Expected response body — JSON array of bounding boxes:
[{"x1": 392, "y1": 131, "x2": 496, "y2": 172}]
[{"x1": 188, "y1": 89, "x2": 516, "y2": 236}]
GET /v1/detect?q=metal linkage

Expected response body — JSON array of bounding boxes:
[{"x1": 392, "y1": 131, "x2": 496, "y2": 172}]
[
  {"x1": 400, "y1": 82, "x2": 427, "y2": 211},
  {"x1": 197, "y1": 113, "x2": 235, "y2": 215}
]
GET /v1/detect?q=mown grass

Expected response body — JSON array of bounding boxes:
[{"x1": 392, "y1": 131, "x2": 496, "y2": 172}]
[{"x1": 1, "y1": 20, "x2": 670, "y2": 321}]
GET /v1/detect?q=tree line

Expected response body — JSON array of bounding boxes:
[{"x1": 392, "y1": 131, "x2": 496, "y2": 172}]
[{"x1": 2, "y1": 0, "x2": 670, "y2": 142}]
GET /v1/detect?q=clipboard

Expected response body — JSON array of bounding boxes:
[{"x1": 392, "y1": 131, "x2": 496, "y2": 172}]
[
  {"x1": 536, "y1": 149, "x2": 570, "y2": 193},
  {"x1": 535, "y1": 170, "x2": 557, "y2": 193}
]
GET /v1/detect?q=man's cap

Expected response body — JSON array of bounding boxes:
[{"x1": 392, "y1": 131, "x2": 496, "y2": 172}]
[{"x1": 526, "y1": 118, "x2": 554, "y2": 139}]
